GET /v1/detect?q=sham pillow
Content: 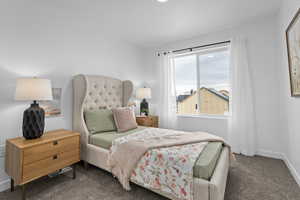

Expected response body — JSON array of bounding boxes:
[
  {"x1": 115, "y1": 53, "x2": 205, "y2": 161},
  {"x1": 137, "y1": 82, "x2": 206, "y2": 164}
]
[
  {"x1": 112, "y1": 107, "x2": 138, "y2": 133},
  {"x1": 84, "y1": 109, "x2": 117, "y2": 134}
]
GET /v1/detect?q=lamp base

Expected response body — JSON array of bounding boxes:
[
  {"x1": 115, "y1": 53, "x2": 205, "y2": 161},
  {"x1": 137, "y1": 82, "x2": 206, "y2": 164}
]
[
  {"x1": 140, "y1": 99, "x2": 149, "y2": 116},
  {"x1": 22, "y1": 101, "x2": 45, "y2": 140}
]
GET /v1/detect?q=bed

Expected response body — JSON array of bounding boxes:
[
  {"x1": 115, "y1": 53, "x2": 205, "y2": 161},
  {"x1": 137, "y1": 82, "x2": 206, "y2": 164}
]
[{"x1": 72, "y1": 74, "x2": 230, "y2": 200}]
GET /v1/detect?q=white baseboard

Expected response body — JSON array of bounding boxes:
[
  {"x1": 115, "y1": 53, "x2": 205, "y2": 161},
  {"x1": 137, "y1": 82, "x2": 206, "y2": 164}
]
[
  {"x1": 0, "y1": 179, "x2": 9, "y2": 192},
  {"x1": 282, "y1": 154, "x2": 300, "y2": 186},
  {"x1": 256, "y1": 149, "x2": 284, "y2": 160},
  {"x1": 256, "y1": 149, "x2": 300, "y2": 187}
]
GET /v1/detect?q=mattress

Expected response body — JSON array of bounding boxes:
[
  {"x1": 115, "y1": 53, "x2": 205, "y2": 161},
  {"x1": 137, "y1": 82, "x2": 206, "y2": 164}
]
[
  {"x1": 90, "y1": 128, "x2": 223, "y2": 180},
  {"x1": 194, "y1": 142, "x2": 223, "y2": 180},
  {"x1": 90, "y1": 126, "x2": 147, "y2": 149}
]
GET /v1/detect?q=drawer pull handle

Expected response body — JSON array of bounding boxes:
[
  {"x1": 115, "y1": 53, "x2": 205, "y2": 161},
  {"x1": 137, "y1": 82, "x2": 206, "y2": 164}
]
[
  {"x1": 53, "y1": 155, "x2": 58, "y2": 160},
  {"x1": 53, "y1": 141, "x2": 58, "y2": 145}
]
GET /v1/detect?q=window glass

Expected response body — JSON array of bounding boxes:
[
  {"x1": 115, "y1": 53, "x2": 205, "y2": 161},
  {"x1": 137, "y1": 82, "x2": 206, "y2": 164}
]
[
  {"x1": 174, "y1": 46, "x2": 230, "y2": 116},
  {"x1": 174, "y1": 55, "x2": 198, "y2": 115}
]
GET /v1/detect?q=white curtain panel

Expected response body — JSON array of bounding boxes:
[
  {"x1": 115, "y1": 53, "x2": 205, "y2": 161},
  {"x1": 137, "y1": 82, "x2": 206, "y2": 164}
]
[
  {"x1": 158, "y1": 53, "x2": 178, "y2": 129},
  {"x1": 228, "y1": 37, "x2": 257, "y2": 156}
]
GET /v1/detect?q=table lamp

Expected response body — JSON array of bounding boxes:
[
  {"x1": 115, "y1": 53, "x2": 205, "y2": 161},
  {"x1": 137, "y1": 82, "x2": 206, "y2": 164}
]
[
  {"x1": 15, "y1": 78, "x2": 53, "y2": 139},
  {"x1": 136, "y1": 87, "x2": 151, "y2": 116}
]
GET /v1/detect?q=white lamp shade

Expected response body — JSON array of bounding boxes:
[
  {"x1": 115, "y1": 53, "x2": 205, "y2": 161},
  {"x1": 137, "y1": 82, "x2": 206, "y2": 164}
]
[
  {"x1": 15, "y1": 78, "x2": 53, "y2": 101},
  {"x1": 136, "y1": 88, "x2": 151, "y2": 99}
]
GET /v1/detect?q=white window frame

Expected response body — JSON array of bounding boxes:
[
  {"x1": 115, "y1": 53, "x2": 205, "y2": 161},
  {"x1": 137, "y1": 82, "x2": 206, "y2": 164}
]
[{"x1": 173, "y1": 44, "x2": 230, "y2": 119}]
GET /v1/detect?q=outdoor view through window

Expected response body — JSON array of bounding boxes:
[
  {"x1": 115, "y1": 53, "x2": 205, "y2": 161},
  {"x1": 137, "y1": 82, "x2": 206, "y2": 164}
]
[{"x1": 174, "y1": 46, "x2": 230, "y2": 115}]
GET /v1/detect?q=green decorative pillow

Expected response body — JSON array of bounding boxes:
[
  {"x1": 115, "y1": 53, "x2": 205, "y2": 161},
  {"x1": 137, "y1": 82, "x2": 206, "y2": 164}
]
[{"x1": 84, "y1": 109, "x2": 117, "y2": 134}]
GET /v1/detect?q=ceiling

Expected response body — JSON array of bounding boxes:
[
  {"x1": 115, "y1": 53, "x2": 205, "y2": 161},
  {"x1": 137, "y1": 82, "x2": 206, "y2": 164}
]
[{"x1": 0, "y1": 0, "x2": 282, "y2": 48}]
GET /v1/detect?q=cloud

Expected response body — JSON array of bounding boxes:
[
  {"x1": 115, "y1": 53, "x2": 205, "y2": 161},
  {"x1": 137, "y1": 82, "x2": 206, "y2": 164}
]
[{"x1": 174, "y1": 50, "x2": 230, "y2": 94}]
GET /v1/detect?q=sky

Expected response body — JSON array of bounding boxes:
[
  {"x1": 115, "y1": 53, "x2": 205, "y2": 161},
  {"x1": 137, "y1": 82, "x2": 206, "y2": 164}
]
[{"x1": 174, "y1": 49, "x2": 230, "y2": 95}]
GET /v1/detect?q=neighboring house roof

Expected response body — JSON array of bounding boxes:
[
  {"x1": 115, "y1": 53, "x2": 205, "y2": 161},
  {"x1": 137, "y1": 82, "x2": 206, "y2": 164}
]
[
  {"x1": 177, "y1": 87, "x2": 229, "y2": 103},
  {"x1": 203, "y1": 88, "x2": 229, "y2": 101},
  {"x1": 219, "y1": 90, "x2": 229, "y2": 96},
  {"x1": 177, "y1": 94, "x2": 191, "y2": 102}
]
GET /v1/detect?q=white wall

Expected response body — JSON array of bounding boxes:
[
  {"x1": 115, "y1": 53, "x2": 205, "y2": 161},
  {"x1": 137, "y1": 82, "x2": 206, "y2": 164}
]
[
  {"x1": 277, "y1": 0, "x2": 300, "y2": 185},
  {"x1": 0, "y1": 5, "x2": 146, "y2": 192},
  {"x1": 148, "y1": 14, "x2": 284, "y2": 156}
]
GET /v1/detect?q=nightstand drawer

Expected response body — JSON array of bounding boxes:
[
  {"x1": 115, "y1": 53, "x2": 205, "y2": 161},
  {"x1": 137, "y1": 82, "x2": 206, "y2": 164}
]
[
  {"x1": 140, "y1": 119, "x2": 153, "y2": 126},
  {"x1": 136, "y1": 116, "x2": 159, "y2": 128},
  {"x1": 23, "y1": 136, "x2": 80, "y2": 165},
  {"x1": 22, "y1": 149, "x2": 80, "y2": 183}
]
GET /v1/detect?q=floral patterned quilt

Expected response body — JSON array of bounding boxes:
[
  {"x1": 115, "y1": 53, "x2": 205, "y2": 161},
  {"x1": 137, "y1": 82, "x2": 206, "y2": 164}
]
[
  {"x1": 111, "y1": 128, "x2": 210, "y2": 200},
  {"x1": 131, "y1": 142, "x2": 207, "y2": 200}
]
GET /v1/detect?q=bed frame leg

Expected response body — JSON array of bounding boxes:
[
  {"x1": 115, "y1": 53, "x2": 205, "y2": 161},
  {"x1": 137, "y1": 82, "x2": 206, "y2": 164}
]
[{"x1": 83, "y1": 161, "x2": 89, "y2": 170}]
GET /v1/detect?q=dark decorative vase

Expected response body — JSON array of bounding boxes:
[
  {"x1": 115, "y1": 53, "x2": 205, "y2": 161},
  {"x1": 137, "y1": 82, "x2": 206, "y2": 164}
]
[
  {"x1": 140, "y1": 99, "x2": 149, "y2": 116},
  {"x1": 22, "y1": 101, "x2": 45, "y2": 139}
]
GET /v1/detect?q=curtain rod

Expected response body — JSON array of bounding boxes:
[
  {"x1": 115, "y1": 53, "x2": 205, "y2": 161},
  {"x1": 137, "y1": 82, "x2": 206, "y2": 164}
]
[{"x1": 158, "y1": 40, "x2": 230, "y2": 56}]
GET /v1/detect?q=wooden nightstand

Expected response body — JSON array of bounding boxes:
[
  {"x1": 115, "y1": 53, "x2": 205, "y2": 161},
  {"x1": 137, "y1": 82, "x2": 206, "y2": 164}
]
[
  {"x1": 136, "y1": 115, "x2": 159, "y2": 128},
  {"x1": 5, "y1": 129, "x2": 80, "y2": 200}
]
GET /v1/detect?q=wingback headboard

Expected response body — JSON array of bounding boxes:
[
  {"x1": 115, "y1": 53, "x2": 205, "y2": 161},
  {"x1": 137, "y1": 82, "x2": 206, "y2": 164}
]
[{"x1": 72, "y1": 74, "x2": 133, "y2": 156}]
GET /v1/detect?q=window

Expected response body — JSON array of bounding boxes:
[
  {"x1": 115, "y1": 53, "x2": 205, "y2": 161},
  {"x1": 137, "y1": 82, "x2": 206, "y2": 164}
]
[{"x1": 174, "y1": 45, "x2": 230, "y2": 116}]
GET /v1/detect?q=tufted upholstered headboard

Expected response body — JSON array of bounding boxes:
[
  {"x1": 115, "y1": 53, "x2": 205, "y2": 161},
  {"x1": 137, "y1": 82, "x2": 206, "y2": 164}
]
[{"x1": 72, "y1": 74, "x2": 133, "y2": 157}]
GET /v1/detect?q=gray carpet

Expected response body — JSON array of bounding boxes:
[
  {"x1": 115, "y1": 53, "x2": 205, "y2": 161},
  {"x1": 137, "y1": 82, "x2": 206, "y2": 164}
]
[{"x1": 0, "y1": 155, "x2": 299, "y2": 200}]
